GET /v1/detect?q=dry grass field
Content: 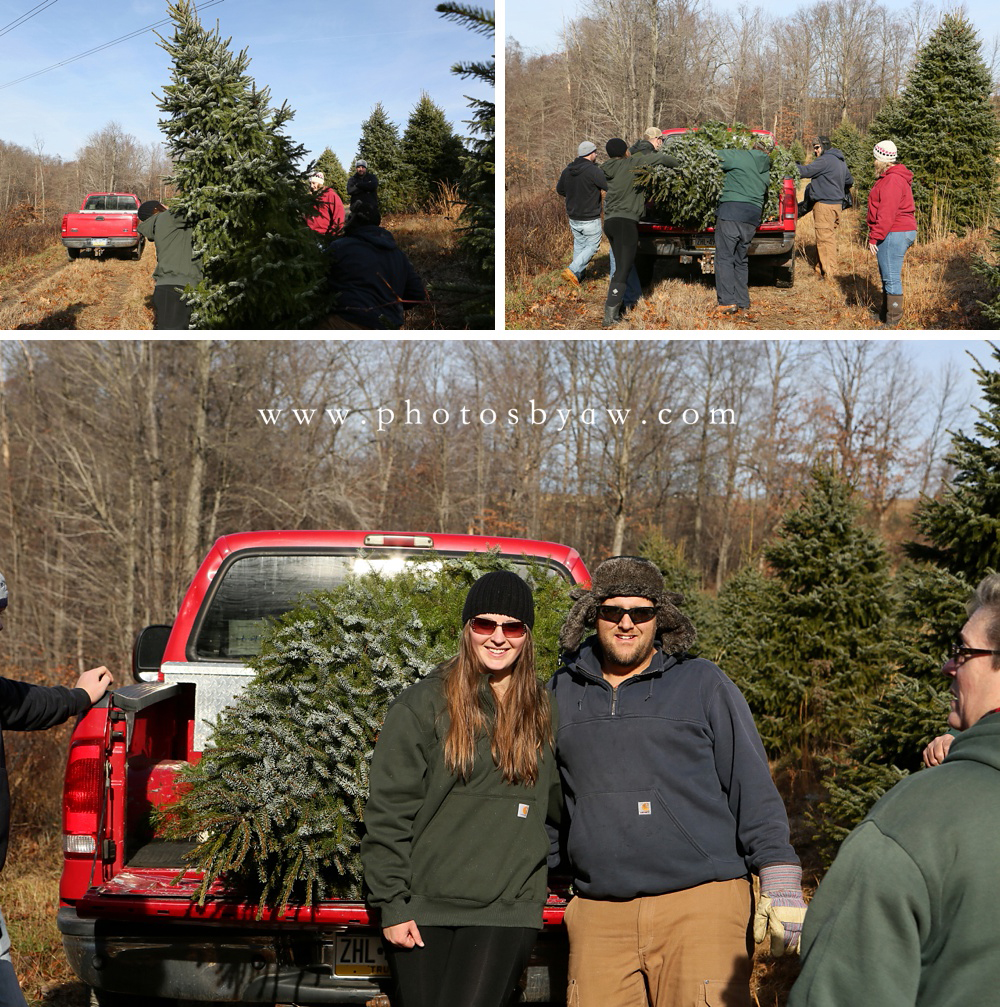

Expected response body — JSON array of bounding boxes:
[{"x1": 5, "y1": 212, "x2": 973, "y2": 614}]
[{"x1": 505, "y1": 188, "x2": 995, "y2": 330}]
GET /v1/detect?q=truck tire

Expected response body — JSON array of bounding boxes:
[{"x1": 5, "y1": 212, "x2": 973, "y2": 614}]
[
  {"x1": 130, "y1": 237, "x2": 145, "y2": 261},
  {"x1": 67, "y1": 247, "x2": 81, "y2": 260},
  {"x1": 773, "y1": 252, "x2": 795, "y2": 288}
]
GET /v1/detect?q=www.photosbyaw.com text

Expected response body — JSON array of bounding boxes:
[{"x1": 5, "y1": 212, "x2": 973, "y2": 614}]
[{"x1": 256, "y1": 400, "x2": 738, "y2": 433}]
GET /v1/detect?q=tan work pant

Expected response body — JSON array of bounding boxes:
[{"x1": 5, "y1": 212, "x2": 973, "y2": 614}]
[
  {"x1": 564, "y1": 879, "x2": 753, "y2": 1007},
  {"x1": 812, "y1": 201, "x2": 842, "y2": 277}
]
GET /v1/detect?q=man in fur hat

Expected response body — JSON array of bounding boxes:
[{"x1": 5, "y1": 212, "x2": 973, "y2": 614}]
[{"x1": 547, "y1": 556, "x2": 805, "y2": 1007}]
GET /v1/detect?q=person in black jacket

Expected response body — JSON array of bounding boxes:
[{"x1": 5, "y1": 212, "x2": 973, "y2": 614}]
[
  {"x1": 323, "y1": 203, "x2": 426, "y2": 329},
  {"x1": 347, "y1": 160, "x2": 380, "y2": 217},
  {"x1": 0, "y1": 571, "x2": 113, "y2": 1006},
  {"x1": 797, "y1": 141, "x2": 854, "y2": 279},
  {"x1": 547, "y1": 557, "x2": 806, "y2": 1007},
  {"x1": 556, "y1": 141, "x2": 607, "y2": 286}
]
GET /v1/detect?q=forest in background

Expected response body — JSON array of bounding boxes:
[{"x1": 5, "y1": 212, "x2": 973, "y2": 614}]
[
  {"x1": 506, "y1": 0, "x2": 1000, "y2": 188},
  {"x1": 0, "y1": 338, "x2": 976, "y2": 675}
]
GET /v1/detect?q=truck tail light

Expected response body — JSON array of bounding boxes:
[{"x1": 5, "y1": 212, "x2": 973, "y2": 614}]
[
  {"x1": 363, "y1": 534, "x2": 434, "y2": 548},
  {"x1": 63, "y1": 743, "x2": 103, "y2": 854}
]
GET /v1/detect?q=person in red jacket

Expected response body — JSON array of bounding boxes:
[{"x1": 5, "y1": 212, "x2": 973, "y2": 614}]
[
  {"x1": 305, "y1": 171, "x2": 345, "y2": 244},
  {"x1": 867, "y1": 140, "x2": 917, "y2": 327}
]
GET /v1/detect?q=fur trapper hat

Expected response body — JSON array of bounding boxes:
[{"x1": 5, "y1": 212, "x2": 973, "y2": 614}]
[{"x1": 558, "y1": 555, "x2": 696, "y2": 654}]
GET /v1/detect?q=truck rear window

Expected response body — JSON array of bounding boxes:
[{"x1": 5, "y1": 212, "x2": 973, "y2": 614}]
[
  {"x1": 193, "y1": 552, "x2": 563, "y2": 660},
  {"x1": 82, "y1": 195, "x2": 137, "y2": 211}
]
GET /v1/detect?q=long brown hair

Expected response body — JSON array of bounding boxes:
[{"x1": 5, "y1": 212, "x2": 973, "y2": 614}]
[{"x1": 442, "y1": 624, "x2": 553, "y2": 785}]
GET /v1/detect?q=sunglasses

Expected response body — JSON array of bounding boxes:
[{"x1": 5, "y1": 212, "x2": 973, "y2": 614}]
[
  {"x1": 948, "y1": 641, "x2": 1000, "y2": 667},
  {"x1": 469, "y1": 617, "x2": 527, "y2": 639},
  {"x1": 597, "y1": 605, "x2": 657, "y2": 625}
]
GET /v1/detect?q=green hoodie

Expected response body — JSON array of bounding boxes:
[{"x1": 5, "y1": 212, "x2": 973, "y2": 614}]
[
  {"x1": 360, "y1": 666, "x2": 560, "y2": 929},
  {"x1": 789, "y1": 712, "x2": 1000, "y2": 1007},
  {"x1": 603, "y1": 149, "x2": 680, "y2": 222}
]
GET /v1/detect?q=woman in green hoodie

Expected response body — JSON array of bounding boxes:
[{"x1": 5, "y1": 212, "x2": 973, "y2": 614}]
[{"x1": 361, "y1": 570, "x2": 559, "y2": 1007}]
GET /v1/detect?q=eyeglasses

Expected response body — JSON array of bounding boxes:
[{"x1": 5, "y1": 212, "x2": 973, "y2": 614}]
[
  {"x1": 469, "y1": 617, "x2": 527, "y2": 639},
  {"x1": 948, "y1": 641, "x2": 1000, "y2": 667},
  {"x1": 597, "y1": 605, "x2": 657, "y2": 625}
]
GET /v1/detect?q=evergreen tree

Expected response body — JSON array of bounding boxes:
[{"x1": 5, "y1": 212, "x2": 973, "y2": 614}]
[
  {"x1": 907, "y1": 342, "x2": 1000, "y2": 579},
  {"x1": 808, "y1": 561, "x2": 963, "y2": 861},
  {"x1": 402, "y1": 92, "x2": 466, "y2": 208},
  {"x1": 160, "y1": 553, "x2": 574, "y2": 908},
  {"x1": 314, "y1": 147, "x2": 349, "y2": 202},
  {"x1": 711, "y1": 469, "x2": 897, "y2": 767},
  {"x1": 355, "y1": 103, "x2": 408, "y2": 214},
  {"x1": 154, "y1": 1, "x2": 326, "y2": 328},
  {"x1": 828, "y1": 120, "x2": 866, "y2": 188},
  {"x1": 867, "y1": 13, "x2": 1000, "y2": 237},
  {"x1": 437, "y1": 3, "x2": 495, "y2": 297}
]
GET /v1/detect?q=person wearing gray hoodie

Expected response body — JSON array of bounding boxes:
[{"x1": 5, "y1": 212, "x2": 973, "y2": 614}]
[{"x1": 797, "y1": 142, "x2": 854, "y2": 279}]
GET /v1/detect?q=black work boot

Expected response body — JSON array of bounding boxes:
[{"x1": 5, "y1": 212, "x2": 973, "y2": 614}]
[{"x1": 603, "y1": 303, "x2": 621, "y2": 327}]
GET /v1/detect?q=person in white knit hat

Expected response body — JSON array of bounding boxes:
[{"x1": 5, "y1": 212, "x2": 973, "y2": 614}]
[{"x1": 867, "y1": 139, "x2": 917, "y2": 326}]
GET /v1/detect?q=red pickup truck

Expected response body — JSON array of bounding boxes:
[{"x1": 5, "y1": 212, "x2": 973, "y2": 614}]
[
  {"x1": 61, "y1": 193, "x2": 144, "y2": 260},
  {"x1": 636, "y1": 128, "x2": 798, "y2": 288},
  {"x1": 58, "y1": 529, "x2": 589, "y2": 1006}
]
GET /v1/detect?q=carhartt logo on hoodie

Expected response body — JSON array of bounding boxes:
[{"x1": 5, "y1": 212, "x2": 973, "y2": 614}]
[
  {"x1": 638, "y1": 801, "x2": 652, "y2": 815},
  {"x1": 518, "y1": 804, "x2": 529, "y2": 818}
]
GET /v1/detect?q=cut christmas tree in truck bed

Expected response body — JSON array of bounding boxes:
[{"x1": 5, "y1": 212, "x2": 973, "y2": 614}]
[
  {"x1": 58, "y1": 529, "x2": 589, "y2": 1006},
  {"x1": 634, "y1": 124, "x2": 799, "y2": 288}
]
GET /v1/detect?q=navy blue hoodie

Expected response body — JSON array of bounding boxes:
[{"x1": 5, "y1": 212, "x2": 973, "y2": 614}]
[{"x1": 548, "y1": 641, "x2": 796, "y2": 899}]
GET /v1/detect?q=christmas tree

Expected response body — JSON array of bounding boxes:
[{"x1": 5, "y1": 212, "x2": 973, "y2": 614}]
[
  {"x1": 355, "y1": 103, "x2": 408, "y2": 214},
  {"x1": 633, "y1": 121, "x2": 798, "y2": 230},
  {"x1": 314, "y1": 147, "x2": 349, "y2": 202},
  {"x1": 711, "y1": 468, "x2": 896, "y2": 766},
  {"x1": 907, "y1": 342, "x2": 1000, "y2": 578},
  {"x1": 437, "y1": 2, "x2": 495, "y2": 293},
  {"x1": 868, "y1": 13, "x2": 1000, "y2": 237},
  {"x1": 160, "y1": 553, "x2": 573, "y2": 911},
  {"x1": 401, "y1": 92, "x2": 466, "y2": 208},
  {"x1": 155, "y1": 1, "x2": 326, "y2": 328}
]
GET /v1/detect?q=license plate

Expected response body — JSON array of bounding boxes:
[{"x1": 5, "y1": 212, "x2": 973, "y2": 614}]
[
  {"x1": 92, "y1": 238, "x2": 108, "y2": 247},
  {"x1": 333, "y1": 933, "x2": 390, "y2": 977},
  {"x1": 694, "y1": 245, "x2": 714, "y2": 251}
]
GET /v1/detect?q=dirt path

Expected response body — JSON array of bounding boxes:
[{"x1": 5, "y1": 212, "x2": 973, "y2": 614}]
[
  {"x1": 0, "y1": 245, "x2": 155, "y2": 330},
  {"x1": 506, "y1": 210, "x2": 990, "y2": 331}
]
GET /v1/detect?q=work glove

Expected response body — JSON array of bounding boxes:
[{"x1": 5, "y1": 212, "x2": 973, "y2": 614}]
[{"x1": 754, "y1": 864, "x2": 807, "y2": 956}]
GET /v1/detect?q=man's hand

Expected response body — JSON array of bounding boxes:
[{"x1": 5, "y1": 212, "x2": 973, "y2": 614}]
[
  {"x1": 75, "y1": 666, "x2": 113, "y2": 704},
  {"x1": 868, "y1": 241, "x2": 878, "y2": 255},
  {"x1": 755, "y1": 864, "x2": 808, "y2": 956},
  {"x1": 922, "y1": 732, "x2": 954, "y2": 767},
  {"x1": 382, "y1": 920, "x2": 424, "y2": 948}
]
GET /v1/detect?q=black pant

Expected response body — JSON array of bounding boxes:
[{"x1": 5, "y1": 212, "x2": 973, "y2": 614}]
[
  {"x1": 714, "y1": 217, "x2": 757, "y2": 308},
  {"x1": 604, "y1": 216, "x2": 638, "y2": 309},
  {"x1": 153, "y1": 285, "x2": 192, "y2": 330},
  {"x1": 383, "y1": 925, "x2": 538, "y2": 1007}
]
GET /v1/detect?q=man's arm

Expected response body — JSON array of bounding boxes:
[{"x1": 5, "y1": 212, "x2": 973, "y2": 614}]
[
  {"x1": 0, "y1": 666, "x2": 112, "y2": 731},
  {"x1": 788, "y1": 821, "x2": 927, "y2": 1007}
]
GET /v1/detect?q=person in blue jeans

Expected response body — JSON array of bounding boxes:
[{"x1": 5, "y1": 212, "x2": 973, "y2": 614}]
[
  {"x1": 866, "y1": 140, "x2": 917, "y2": 327},
  {"x1": 556, "y1": 141, "x2": 607, "y2": 286}
]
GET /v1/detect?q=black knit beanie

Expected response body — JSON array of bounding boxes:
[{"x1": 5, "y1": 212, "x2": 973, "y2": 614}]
[
  {"x1": 462, "y1": 571, "x2": 535, "y2": 629},
  {"x1": 606, "y1": 138, "x2": 628, "y2": 158},
  {"x1": 137, "y1": 200, "x2": 164, "y2": 221}
]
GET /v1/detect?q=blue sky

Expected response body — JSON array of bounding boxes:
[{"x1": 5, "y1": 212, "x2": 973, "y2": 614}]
[
  {"x1": 0, "y1": 0, "x2": 494, "y2": 166},
  {"x1": 505, "y1": 0, "x2": 1000, "y2": 55}
]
